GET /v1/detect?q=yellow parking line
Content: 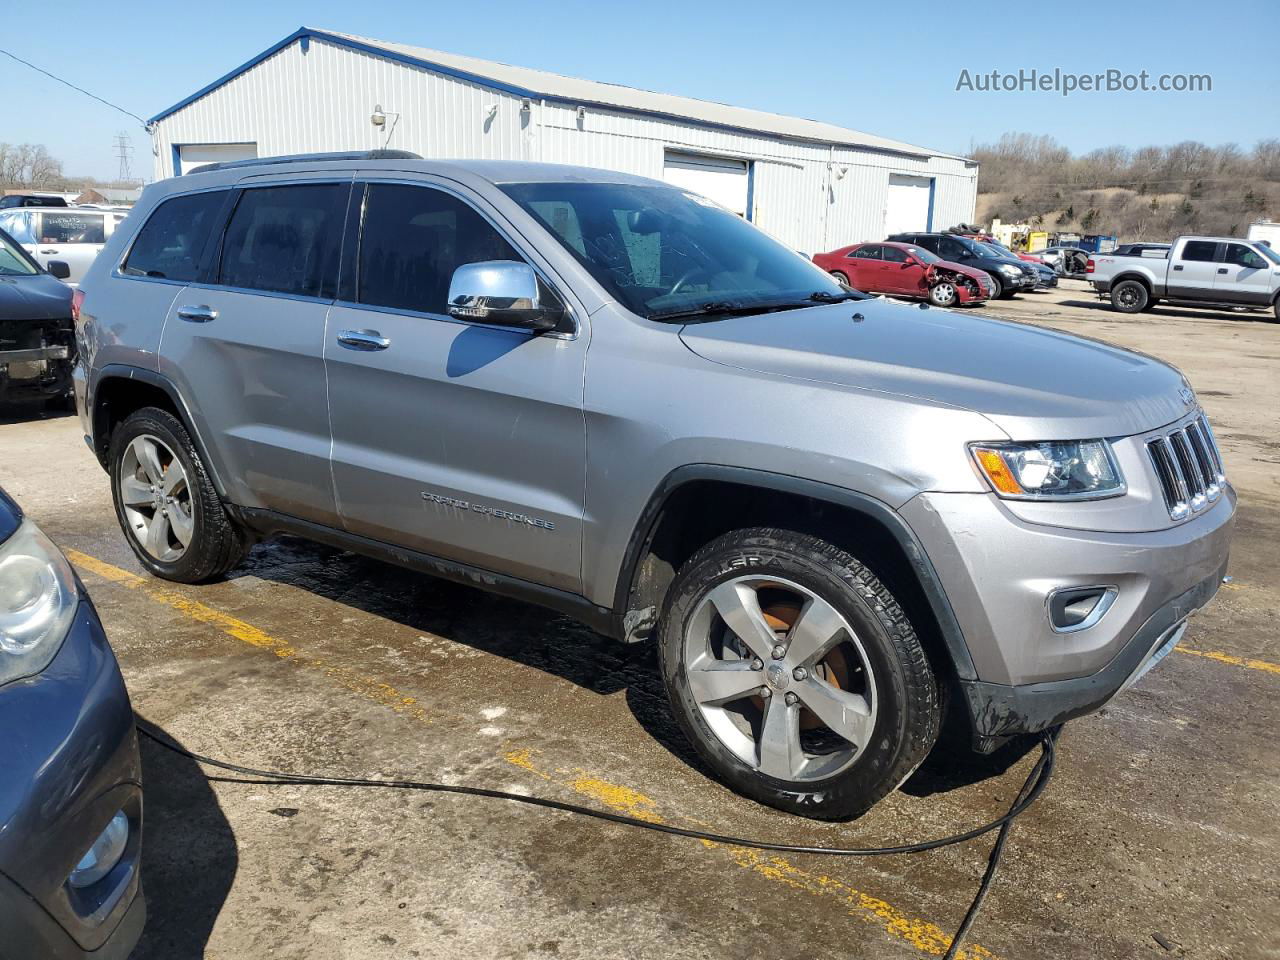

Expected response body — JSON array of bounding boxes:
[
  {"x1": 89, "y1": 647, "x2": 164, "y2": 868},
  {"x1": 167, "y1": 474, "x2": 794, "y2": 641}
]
[
  {"x1": 67, "y1": 549, "x2": 432, "y2": 723},
  {"x1": 70, "y1": 548, "x2": 995, "y2": 958},
  {"x1": 1175, "y1": 646, "x2": 1280, "y2": 676}
]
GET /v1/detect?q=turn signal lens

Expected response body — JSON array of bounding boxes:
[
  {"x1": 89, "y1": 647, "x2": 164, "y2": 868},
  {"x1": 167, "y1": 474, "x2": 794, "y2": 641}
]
[
  {"x1": 970, "y1": 440, "x2": 1125, "y2": 500},
  {"x1": 973, "y1": 448, "x2": 1023, "y2": 494}
]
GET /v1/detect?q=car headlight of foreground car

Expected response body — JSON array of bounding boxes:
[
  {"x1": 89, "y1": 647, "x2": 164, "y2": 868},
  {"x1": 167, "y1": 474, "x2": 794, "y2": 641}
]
[
  {"x1": 970, "y1": 440, "x2": 1125, "y2": 500},
  {"x1": 0, "y1": 520, "x2": 78, "y2": 685},
  {"x1": 997, "y1": 263, "x2": 1023, "y2": 276}
]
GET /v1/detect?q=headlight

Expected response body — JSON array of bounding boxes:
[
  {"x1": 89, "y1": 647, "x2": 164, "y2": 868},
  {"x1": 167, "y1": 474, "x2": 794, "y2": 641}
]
[
  {"x1": 997, "y1": 263, "x2": 1022, "y2": 276},
  {"x1": 970, "y1": 440, "x2": 1125, "y2": 500},
  {"x1": 0, "y1": 520, "x2": 78, "y2": 685}
]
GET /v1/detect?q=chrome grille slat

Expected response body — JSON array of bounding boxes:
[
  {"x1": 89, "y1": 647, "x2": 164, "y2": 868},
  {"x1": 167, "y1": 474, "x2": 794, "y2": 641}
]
[{"x1": 1147, "y1": 413, "x2": 1228, "y2": 520}]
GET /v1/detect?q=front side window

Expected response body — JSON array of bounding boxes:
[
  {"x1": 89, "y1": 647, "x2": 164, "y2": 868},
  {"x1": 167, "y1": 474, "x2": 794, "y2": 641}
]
[
  {"x1": 0, "y1": 229, "x2": 38, "y2": 276},
  {"x1": 122, "y1": 190, "x2": 227, "y2": 282},
  {"x1": 938, "y1": 238, "x2": 968, "y2": 260},
  {"x1": 356, "y1": 184, "x2": 522, "y2": 314},
  {"x1": 1180, "y1": 240, "x2": 1218, "y2": 262},
  {"x1": 502, "y1": 181, "x2": 846, "y2": 319},
  {"x1": 880, "y1": 245, "x2": 909, "y2": 263},
  {"x1": 218, "y1": 184, "x2": 347, "y2": 298},
  {"x1": 38, "y1": 212, "x2": 106, "y2": 244},
  {"x1": 1224, "y1": 243, "x2": 1266, "y2": 269}
]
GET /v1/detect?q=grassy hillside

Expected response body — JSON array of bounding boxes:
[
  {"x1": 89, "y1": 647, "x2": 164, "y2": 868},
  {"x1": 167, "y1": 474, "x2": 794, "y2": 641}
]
[{"x1": 972, "y1": 134, "x2": 1280, "y2": 240}]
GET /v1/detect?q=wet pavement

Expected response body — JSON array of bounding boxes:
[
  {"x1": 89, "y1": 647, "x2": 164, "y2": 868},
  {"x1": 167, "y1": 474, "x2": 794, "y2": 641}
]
[{"x1": 1, "y1": 279, "x2": 1276, "y2": 959}]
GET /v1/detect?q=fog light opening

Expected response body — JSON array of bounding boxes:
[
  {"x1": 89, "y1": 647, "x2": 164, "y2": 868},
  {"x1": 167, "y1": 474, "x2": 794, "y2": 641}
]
[
  {"x1": 1047, "y1": 586, "x2": 1118, "y2": 633},
  {"x1": 68, "y1": 811, "x2": 129, "y2": 889}
]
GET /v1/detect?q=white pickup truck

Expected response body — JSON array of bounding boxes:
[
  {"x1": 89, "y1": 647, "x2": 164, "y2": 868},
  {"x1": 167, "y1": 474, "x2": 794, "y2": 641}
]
[{"x1": 1088, "y1": 235, "x2": 1280, "y2": 320}]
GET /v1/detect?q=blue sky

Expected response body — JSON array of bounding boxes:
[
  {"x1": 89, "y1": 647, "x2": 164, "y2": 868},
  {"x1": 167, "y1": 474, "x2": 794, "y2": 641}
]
[{"x1": 3, "y1": 0, "x2": 1275, "y2": 181}]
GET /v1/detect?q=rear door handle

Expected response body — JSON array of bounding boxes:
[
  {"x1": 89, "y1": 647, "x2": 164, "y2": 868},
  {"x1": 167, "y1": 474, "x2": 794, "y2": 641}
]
[
  {"x1": 337, "y1": 329, "x2": 391, "y2": 351},
  {"x1": 1172, "y1": 265, "x2": 1183, "y2": 271},
  {"x1": 176, "y1": 305, "x2": 218, "y2": 323},
  {"x1": 39, "y1": 248, "x2": 59, "y2": 254},
  {"x1": 1217, "y1": 268, "x2": 1228, "y2": 274}
]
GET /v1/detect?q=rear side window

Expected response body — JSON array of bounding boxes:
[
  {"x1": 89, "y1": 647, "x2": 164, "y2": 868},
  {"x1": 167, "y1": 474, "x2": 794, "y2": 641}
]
[
  {"x1": 356, "y1": 183, "x2": 522, "y2": 314},
  {"x1": 123, "y1": 191, "x2": 227, "y2": 282},
  {"x1": 0, "y1": 212, "x2": 35, "y2": 244},
  {"x1": 218, "y1": 184, "x2": 347, "y2": 298},
  {"x1": 39, "y1": 211, "x2": 105, "y2": 244},
  {"x1": 850, "y1": 245, "x2": 881, "y2": 260},
  {"x1": 1179, "y1": 241, "x2": 1218, "y2": 262}
]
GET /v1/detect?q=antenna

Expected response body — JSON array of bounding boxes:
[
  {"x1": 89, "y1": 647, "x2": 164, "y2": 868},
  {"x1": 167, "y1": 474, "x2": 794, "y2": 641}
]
[{"x1": 113, "y1": 131, "x2": 134, "y2": 184}]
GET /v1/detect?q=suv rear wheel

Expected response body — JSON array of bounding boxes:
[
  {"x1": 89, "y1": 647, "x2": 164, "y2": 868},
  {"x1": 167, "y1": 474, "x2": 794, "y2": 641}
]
[
  {"x1": 658, "y1": 528, "x2": 940, "y2": 820},
  {"x1": 109, "y1": 406, "x2": 247, "y2": 583}
]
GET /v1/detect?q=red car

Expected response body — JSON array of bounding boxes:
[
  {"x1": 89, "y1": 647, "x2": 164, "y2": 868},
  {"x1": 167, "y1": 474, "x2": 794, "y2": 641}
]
[{"x1": 812, "y1": 241, "x2": 993, "y2": 307}]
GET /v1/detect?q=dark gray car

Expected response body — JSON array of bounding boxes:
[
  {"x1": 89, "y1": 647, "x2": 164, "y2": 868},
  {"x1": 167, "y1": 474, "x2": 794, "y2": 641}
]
[
  {"x1": 0, "y1": 227, "x2": 75, "y2": 405},
  {"x1": 0, "y1": 487, "x2": 145, "y2": 958},
  {"x1": 73, "y1": 153, "x2": 1234, "y2": 820}
]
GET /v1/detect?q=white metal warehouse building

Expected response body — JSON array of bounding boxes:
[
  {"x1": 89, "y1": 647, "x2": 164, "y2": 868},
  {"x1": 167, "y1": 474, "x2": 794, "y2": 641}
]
[{"x1": 147, "y1": 28, "x2": 977, "y2": 254}]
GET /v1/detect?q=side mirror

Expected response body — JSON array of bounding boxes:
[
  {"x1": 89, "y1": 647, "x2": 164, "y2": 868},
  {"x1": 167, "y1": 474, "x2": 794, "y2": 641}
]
[
  {"x1": 46, "y1": 260, "x2": 71, "y2": 280},
  {"x1": 447, "y1": 261, "x2": 563, "y2": 332},
  {"x1": 901, "y1": 259, "x2": 916, "y2": 268}
]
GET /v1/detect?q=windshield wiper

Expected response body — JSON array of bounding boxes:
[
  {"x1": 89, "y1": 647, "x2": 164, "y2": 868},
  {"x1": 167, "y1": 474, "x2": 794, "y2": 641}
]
[
  {"x1": 651, "y1": 292, "x2": 866, "y2": 322},
  {"x1": 649, "y1": 300, "x2": 783, "y2": 322},
  {"x1": 806, "y1": 290, "x2": 868, "y2": 303}
]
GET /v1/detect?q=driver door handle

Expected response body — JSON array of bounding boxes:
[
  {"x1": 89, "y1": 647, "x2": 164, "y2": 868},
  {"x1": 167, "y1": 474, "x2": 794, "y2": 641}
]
[
  {"x1": 337, "y1": 329, "x2": 391, "y2": 351},
  {"x1": 177, "y1": 305, "x2": 218, "y2": 323}
]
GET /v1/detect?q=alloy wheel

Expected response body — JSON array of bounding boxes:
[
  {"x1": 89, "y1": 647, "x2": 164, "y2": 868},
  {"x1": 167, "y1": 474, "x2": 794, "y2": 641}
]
[
  {"x1": 118, "y1": 434, "x2": 194, "y2": 562},
  {"x1": 932, "y1": 282, "x2": 956, "y2": 305},
  {"x1": 683, "y1": 575, "x2": 878, "y2": 782}
]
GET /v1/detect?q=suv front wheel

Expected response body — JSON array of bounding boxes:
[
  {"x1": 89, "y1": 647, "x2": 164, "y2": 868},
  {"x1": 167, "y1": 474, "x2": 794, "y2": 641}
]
[
  {"x1": 109, "y1": 406, "x2": 247, "y2": 583},
  {"x1": 658, "y1": 528, "x2": 940, "y2": 820}
]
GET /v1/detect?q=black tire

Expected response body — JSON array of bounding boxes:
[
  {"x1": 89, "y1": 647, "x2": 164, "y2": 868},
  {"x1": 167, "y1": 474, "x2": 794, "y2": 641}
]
[
  {"x1": 109, "y1": 406, "x2": 247, "y2": 583},
  {"x1": 831, "y1": 270, "x2": 850, "y2": 286},
  {"x1": 1111, "y1": 279, "x2": 1149, "y2": 313},
  {"x1": 658, "y1": 528, "x2": 941, "y2": 820},
  {"x1": 984, "y1": 272, "x2": 1003, "y2": 299},
  {"x1": 928, "y1": 280, "x2": 958, "y2": 307}
]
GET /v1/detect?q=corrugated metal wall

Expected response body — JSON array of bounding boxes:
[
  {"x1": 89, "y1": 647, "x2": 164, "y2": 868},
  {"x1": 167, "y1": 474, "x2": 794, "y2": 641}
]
[{"x1": 151, "y1": 37, "x2": 977, "y2": 253}]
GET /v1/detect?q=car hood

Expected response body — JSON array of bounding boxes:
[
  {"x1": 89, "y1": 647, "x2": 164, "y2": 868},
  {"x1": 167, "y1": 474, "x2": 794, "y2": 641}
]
[
  {"x1": 0, "y1": 274, "x2": 73, "y2": 322},
  {"x1": 678, "y1": 299, "x2": 1194, "y2": 439},
  {"x1": 929, "y1": 259, "x2": 989, "y2": 282}
]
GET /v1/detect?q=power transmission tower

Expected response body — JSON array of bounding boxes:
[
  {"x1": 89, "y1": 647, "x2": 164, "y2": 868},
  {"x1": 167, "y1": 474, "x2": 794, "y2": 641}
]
[{"x1": 114, "y1": 132, "x2": 134, "y2": 184}]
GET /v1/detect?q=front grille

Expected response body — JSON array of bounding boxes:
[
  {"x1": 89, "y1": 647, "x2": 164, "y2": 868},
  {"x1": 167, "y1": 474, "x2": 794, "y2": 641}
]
[{"x1": 1147, "y1": 415, "x2": 1226, "y2": 520}]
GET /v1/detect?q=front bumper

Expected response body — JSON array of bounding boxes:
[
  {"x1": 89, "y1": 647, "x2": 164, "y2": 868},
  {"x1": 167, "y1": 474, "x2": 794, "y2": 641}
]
[
  {"x1": 902, "y1": 486, "x2": 1235, "y2": 740},
  {"x1": 0, "y1": 599, "x2": 144, "y2": 960}
]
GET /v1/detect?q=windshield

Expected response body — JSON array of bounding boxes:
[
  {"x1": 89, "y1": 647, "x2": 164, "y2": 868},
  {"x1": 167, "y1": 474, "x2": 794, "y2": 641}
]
[
  {"x1": 902, "y1": 245, "x2": 940, "y2": 264},
  {"x1": 1254, "y1": 243, "x2": 1280, "y2": 265},
  {"x1": 0, "y1": 230, "x2": 39, "y2": 276},
  {"x1": 501, "y1": 181, "x2": 850, "y2": 319}
]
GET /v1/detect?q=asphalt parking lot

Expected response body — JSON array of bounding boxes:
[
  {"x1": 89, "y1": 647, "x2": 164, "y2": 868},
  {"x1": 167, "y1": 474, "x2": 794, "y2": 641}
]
[{"x1": 2, "y1": 278, "x2": 1277, "y2": 960}]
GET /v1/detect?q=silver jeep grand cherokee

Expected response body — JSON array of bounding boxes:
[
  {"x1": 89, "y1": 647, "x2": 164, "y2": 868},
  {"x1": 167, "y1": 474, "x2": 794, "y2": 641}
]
[{"x1": 73, "y1": 152, "x2": 1234, "y2": 820}]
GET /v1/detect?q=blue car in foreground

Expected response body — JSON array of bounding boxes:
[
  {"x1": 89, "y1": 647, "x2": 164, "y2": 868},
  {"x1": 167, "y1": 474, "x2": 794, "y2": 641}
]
[{"x1": 0, "y1": 487, "x2": 144, "y2": 958}]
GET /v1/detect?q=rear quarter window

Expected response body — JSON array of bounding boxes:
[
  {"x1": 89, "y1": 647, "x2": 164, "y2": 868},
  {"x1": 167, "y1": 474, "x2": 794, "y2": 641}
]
[{"x1": 123, "y1": 190, "x2": 228, "y2": 282}]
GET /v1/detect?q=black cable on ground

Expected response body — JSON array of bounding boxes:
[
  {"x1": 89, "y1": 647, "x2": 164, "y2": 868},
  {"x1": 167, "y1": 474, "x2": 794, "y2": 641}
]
[{"x1": 136, "y1": 717, "x2": 1061, "y2": 956}]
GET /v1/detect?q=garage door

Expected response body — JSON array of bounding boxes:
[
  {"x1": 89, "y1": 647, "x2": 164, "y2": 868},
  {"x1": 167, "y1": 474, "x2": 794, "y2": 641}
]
[
  {"x1": 663, "y1": 152, "x2": 751, "y2": 218},
  {"x1": 884, "y1": 174, "x2": 933, "y2": 235},
  {"x1": 175, "y1": 142, "x2": 258, "y2": 176}
]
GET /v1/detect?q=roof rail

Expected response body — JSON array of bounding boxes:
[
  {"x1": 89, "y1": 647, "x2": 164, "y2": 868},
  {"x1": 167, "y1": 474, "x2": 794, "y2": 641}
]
[{"x1": 186, "y1": 149, "x2": 423, "y2": 175}]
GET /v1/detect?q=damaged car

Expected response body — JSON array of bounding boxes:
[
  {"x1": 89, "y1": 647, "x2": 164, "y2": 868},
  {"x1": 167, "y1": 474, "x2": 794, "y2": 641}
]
[
  {"x1": 813, "y1": 241, "x2": 993, "y2": 307},
  {"x1": 0, "y1": 227, "x2": 75, "y2": 408}
]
